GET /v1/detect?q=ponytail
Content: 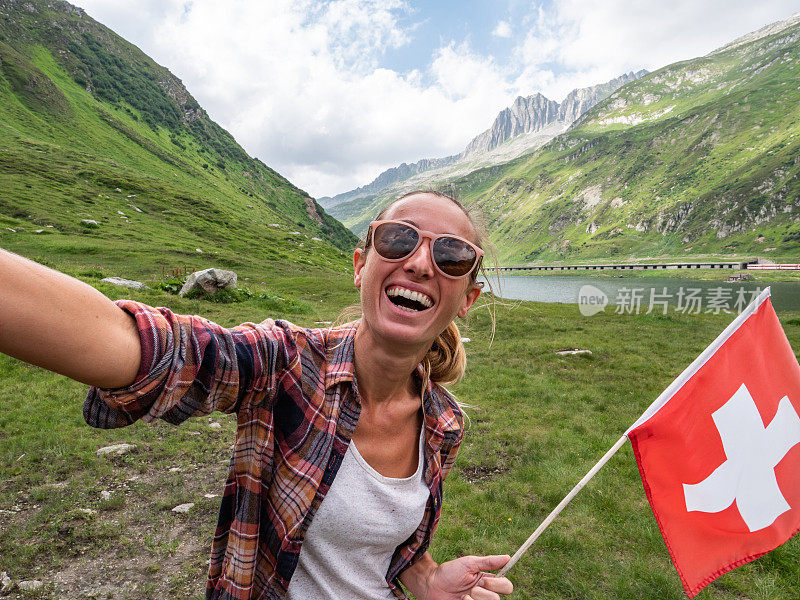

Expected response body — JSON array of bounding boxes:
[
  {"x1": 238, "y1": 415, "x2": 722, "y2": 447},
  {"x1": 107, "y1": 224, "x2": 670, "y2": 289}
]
[{"x1": 419, "y1": 321, "x2": 466, "y2": 391}]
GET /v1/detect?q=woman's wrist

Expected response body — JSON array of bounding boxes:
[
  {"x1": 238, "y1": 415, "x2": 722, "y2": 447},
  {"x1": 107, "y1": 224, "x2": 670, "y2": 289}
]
[{"x1": 399, "y1": 552, "x2": 439, "y2": 600}]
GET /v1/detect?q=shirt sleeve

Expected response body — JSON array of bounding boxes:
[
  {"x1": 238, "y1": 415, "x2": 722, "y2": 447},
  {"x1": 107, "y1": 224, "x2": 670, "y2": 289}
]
[{"x1": 83, "y1": 299, "x2": 296, "y2": 429}]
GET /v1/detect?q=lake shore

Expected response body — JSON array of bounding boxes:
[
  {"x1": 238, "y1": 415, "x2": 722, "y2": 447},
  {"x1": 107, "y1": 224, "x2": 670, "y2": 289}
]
[{"x1": 491, "y1": 267, "x2": 800, "y2": 283}]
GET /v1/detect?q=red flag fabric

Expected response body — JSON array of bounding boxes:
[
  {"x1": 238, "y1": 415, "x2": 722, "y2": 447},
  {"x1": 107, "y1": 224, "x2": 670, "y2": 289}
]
[{"x1": 627, "y1": 288, "x2": 800, "y2": 597}]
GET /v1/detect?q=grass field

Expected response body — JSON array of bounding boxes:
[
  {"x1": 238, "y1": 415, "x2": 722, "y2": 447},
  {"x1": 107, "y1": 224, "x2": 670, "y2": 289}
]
[{"x1": 1, "y1": 271, "x2": 800, "y2": 599}]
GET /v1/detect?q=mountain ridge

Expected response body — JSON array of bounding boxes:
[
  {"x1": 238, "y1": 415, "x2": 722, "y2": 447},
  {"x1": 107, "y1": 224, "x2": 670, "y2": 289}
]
[
  {"x1": 325, "y1": 11, "x2": 800, "y2": 262},
  {"x1": 318, "y1": 70, "x2": 647, "y2": 211},
  {"x1": 456, "y1": 11, "x2": 800, "y2": 262}
]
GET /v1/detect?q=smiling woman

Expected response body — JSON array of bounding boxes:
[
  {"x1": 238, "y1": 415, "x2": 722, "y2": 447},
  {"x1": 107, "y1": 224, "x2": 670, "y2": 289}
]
[{"x1": 0, "y1": 189, "x2": 512, "y2": 600}]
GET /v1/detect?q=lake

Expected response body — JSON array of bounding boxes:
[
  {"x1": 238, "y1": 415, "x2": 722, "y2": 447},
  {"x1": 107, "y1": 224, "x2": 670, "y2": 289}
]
[{"x1": 478, "y1": 274, "x2": 800, "y2": 313}]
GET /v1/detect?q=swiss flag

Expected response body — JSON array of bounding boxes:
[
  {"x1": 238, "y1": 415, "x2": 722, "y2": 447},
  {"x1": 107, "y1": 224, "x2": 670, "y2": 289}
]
[{"x1": 627, "y1": 288, "x2": 800, "y2": 597}]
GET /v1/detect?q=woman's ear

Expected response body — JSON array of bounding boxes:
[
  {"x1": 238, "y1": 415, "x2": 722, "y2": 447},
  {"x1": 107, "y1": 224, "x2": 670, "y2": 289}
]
[
  {"x1": 457, "y1": 285, "x2": 482, "y2": 318},
  {"x1": 353, "y1": 247, "x2": 365, "y2": 288}
]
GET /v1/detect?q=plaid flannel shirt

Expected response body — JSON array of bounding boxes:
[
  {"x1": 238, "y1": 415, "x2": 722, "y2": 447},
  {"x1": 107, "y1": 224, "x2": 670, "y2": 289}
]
[{"x1": 83, "y1": 300, "x2": 465, "y2": 600}]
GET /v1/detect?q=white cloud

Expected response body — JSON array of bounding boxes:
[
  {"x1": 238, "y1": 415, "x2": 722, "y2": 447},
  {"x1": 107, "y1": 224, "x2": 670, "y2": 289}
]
[
  {"x1": 492, "y1": 20, "x2": 512, "y2": 38},
  {"x1": 76, "y1": 0, "x2": 528, "y2": 196},
  {"x1": 73, "y1": 0, "x2": 799, "y2": 197},
  {"x1": 511, "y1": 0, "x2": 800, "y2": 101}
]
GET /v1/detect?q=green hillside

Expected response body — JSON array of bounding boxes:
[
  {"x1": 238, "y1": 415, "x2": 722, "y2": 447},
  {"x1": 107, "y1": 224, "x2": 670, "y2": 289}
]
[
  {"x1": 0, "y1": 0, "x2": 356, "y2": 283},
  {"x1": 335, "y1": 14, "x2": 800, "y2": 264}
]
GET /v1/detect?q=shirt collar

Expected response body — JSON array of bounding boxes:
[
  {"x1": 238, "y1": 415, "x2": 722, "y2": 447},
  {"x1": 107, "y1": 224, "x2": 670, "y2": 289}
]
[
  {"x1": 323, "y1": 320, "x2": 359, "y2": 389},
  {"x1": 423, "y1": 381, "x2": 463, "y2": 434}
]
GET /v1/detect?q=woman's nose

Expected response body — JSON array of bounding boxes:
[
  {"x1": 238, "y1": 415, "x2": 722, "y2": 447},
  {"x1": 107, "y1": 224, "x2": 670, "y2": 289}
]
[{"x1": 403, "y1": 239, "x2": 435, "y2": 278}]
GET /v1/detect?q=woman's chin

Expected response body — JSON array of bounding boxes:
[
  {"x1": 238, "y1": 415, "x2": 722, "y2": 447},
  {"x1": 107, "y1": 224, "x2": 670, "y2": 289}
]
[{"x1": 364, "y1": 301, "x2": 440, "y2": 346}]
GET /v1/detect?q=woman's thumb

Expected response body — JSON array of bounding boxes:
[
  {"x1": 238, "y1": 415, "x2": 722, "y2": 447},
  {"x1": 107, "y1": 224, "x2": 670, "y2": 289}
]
[{"x1": 471, "y1": 554, "x2": 511, "y2": 572}]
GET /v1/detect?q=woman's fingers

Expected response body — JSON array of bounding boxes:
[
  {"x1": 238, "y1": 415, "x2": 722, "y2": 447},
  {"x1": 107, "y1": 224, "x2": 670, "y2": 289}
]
[
  {"x1": 463, "y1": 575, "x2": 514, "y2": 600},
  {"x1": 479, "y1": 575, "x2": 514, "y2": 594}
]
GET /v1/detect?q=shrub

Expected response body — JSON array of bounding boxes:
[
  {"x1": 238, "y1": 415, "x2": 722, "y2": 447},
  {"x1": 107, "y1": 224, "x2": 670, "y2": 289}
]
[
  {"x1": 181, "y1": 286, "x2": 244, "y2": 303},
  {"x1": 180, "y1": 286, "x2": 312, "y2": 313},
  {"x1": 155, "y1": 277, "x2": 184, "y2": 295}
]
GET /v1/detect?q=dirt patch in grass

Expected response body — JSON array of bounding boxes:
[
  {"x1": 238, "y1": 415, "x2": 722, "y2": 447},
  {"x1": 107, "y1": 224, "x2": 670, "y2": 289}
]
[
  {"x1": 460, "y1": 464, "x2": 510, "y2": 484},
  {"x1": 48, "y1": 520, "x2": 209, "y2": 600},
  {"x1": 1, "y1": 427, "x2": 232, "y2": 599},
  {"x1": 7, "y1": 459, "x2": 225, "y2": 599}
]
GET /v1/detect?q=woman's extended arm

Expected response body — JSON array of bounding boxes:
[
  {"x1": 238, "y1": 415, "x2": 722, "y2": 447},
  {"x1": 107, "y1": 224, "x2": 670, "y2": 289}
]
[
  {"x1": 399, "y1": 551, "x2": 513, "y2": 600},
  {"x1": 0, "y1": 247, "x2": 141, "y2": 389}
]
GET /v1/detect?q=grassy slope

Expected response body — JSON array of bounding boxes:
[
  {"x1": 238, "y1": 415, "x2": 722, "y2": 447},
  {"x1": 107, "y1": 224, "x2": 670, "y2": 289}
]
[
  {"x1": 460, "y1": 21, "x2": 800, "y2": 264},
  {"x1": 0, "y1": 1, "x2": 356, "y2": 284},
  {"x1": 333, "y1": 19, "x2": 800, "y2": 264}
]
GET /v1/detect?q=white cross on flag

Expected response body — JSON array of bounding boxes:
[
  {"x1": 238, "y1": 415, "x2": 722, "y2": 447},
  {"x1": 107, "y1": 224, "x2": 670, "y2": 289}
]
[{"x1": 626, "y1": 288, "x2": 800, "y2": 597}]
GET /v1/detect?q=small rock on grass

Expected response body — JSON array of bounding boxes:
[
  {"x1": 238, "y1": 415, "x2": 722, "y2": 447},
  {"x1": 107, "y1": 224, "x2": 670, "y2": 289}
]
[
  {"x1": 101, "y1": 277, "x2": 150, "y2": 291},
  {"x1": 18, "y1": 580, "x2": 43, "y2": 592},
  {"x1": 78, "y1": 508, "x2": 97, "y2": 515},
  {"x1": 209, "y1": 422, "x2": 222, "y2": 430},
  {"x1": 203, "y1": 493, "x2": 219, "y2": 499},
  {"x1": 172, "y1": 503, "x2": 195, "y2": 514},
  {"x1": 1, "y1": 571, "x2": 12, "y2": 594},
  {"x1": 100, "y1": 490, "x2": 112, "y2": 501},
  {"x1": 555, "y1": 348, "x2": 592, "y2": 356},
  {"x1": 97, "y1": 443, "x2": 136, "y2": 456}
]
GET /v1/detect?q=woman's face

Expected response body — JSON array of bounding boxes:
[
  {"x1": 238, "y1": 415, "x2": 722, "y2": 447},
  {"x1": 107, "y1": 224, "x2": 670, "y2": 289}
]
[{"x1": 353, "y1": 193, "x2": 482, "y2": 349}]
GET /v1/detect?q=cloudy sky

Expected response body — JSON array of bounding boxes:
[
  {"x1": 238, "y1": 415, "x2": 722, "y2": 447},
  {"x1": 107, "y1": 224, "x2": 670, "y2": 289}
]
[{"x1": 72, "y1": 0, "x2": 798, "y2": 198}]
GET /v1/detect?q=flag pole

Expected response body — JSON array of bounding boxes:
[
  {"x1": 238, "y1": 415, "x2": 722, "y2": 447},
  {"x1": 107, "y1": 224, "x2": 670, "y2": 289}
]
[{"x1": 497, "y1": 433, "x2": 629, "y2": 577}]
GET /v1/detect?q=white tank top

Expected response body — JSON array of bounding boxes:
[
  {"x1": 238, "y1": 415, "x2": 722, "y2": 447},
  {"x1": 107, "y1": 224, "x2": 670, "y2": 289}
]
[{"x1": 286, "y1": 430, "x2": 429, "y2": 599}]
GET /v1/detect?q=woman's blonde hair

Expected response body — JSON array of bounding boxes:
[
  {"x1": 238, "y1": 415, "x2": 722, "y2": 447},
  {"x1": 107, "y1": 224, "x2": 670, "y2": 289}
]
[{"x1": 351, "y1": 188, "x2": 496, "y2": 391}]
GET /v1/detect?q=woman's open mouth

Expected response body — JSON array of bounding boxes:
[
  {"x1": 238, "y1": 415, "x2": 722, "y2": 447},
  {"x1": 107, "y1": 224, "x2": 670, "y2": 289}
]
[{"x1": 386, "y1": 285, "x2": 433, "y2": 313}]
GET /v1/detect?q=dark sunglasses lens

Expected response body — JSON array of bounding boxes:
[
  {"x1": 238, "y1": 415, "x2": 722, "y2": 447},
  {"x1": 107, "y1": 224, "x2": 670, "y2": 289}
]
[
  {"x1": 373, "y1": 222, "x2": 419, "y2": 259},
  {"x1": 432, "y1": 236, "x2": 477, "y2": 277}
]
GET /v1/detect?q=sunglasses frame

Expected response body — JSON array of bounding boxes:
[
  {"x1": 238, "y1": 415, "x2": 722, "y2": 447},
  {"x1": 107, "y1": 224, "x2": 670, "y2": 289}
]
[{"x1": 368, "y1": 219, "x2": 485, "y2": 279}]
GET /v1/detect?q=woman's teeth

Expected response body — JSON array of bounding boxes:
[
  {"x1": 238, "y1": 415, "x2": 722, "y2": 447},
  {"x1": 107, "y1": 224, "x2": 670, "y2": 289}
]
[{"x1": 386, "y1": 286, "x2": 433, "y2": 311}]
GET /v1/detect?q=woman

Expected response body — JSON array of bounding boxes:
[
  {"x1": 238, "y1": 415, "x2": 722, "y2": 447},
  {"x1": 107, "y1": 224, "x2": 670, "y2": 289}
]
[{"x1": 0, "y1": 190, "x2": 513, "y2": 600}]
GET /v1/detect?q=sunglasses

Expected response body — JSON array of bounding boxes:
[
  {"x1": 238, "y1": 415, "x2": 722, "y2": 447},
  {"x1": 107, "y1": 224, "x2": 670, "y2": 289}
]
[{"x1": 368, "y1": 220, "x2": 484, "y2": 279}]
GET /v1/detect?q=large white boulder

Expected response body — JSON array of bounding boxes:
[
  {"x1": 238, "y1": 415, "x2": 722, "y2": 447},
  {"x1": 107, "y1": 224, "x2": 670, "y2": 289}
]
[{"x1": 179, "y1": 268, "x2": 237, "y2": 297}]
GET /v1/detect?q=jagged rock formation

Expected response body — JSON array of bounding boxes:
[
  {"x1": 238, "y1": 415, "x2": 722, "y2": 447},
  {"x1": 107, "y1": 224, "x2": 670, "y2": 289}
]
[
  {"x1": 320, "y1": 71, "x2": 647, "y2": 211},
  {"x1": 559, "y1": 71, "x2": 649, "y2": 121},
  {"x1": 460, "y1": 94, "x2": 558, "y2": 158},
  {"x1": 461, "y1": 71, "x2": 647, "y2": 160}
]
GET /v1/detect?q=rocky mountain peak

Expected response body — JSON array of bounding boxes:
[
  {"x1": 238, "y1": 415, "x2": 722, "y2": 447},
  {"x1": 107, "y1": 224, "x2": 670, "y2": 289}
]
[
  {"x1": 558, "y1": 70, "x2": 647, "y2": 122},
  {"x1": 460, "y1": 70, "x2": 647, "y2": 160},
  {"x1": 320, "y1": 70, "x2": 647, "y2": 211}
]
